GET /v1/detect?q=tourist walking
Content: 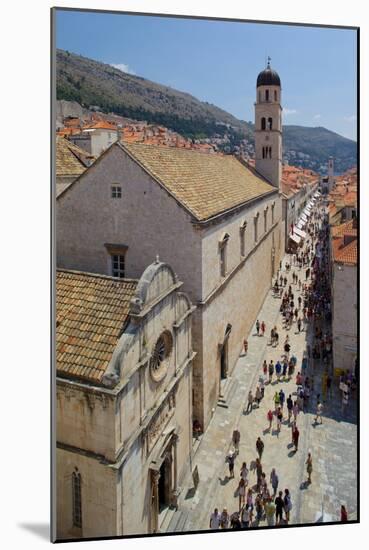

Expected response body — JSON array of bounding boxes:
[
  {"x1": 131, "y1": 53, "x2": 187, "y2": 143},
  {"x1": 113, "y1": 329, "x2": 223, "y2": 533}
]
[
  {"x1": 292, "y1": 424, "x2": 299, "y2": 451},
  {"x1": 209, "y1": 508, "x2": 221, "y2": 529},
  {"x1": 261, "y1": 321, "x2": 266, "y2": 336},
  {"x1": 314, "y1": 401, "x2": 323, "y2": 424},
  {"x1": 274, "y1": 391, "x2": 280, "y2": 413},
  {"x1": 270, "y1": 468, "x2": 279, "y2": 496},
  {"x1": 243, "y1": 338, "x2": 248, "y2": 355},
  {"x1": 220, "y1": 508, "x2": 230, "y2": 529},
  {"x1": 256, "y1": 320, "x2": 260, "y2": 335},
  {"x1": 241, "y1": 505, "x2": 250, "y2": 528},
  {"x1": 268, "y1": 360, "x2": 274, "y2": 383},
  {"x1": 287, "y1": 394, "x2": 293, "y2": 423},
  {"x1": 227, "y1": 451, "x2": 235, "y2": 478},
  {"x1": 284, "y1": 489, "x2": 292, "y2": 523},
  {"x1": 275, "y1": 491, "x2": 284, "y2": 525},
  {"x1": 267, "y1": 409, "x2": 273, "y2": 431},
  {"x1": 276, "y1": 407, "x2": 283, "y2": 432},
  {"x1": 232, "y1": 427, "x2": 240, "y2": 454},
  {"x1": 255, "y1": 385, "x2": 262, "y2": 406},
  {"x1": 255, "y1": 458, "x2": 263, "y2": 491},
  {"x1": 238, "y1": 478, "x2": 246, "y2": 511},
  {"x1": 306, "y1": 452, "x2": 313, "y2": 484},
  {"x1": 264, "y1": 497, "x2": 276, "y2": 526},
  {"x1": 246, "y1": 390, "x2": 254, "y2": 414},
  {"x1": 256, "y1": 436, "x2": 264, "y2": 459},
  {"x1": 240, "y1": 462, "x2": 249, "y2": 483}
]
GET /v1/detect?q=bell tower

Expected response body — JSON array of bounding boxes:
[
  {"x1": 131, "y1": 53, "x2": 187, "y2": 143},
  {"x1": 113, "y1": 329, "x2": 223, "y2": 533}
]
[{"x1": 254, "y1": 58, "x2": 282, "y2": 189}]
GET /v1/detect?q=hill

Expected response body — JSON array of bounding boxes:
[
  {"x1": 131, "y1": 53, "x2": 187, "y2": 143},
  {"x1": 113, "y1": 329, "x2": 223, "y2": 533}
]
[{"x1": 56, "y1": 49, "x2": 357, "y2": 174}]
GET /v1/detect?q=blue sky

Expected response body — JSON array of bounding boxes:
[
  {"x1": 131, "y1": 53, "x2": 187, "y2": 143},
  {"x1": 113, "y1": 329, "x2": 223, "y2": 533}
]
[{"x1": 55, "y1": 10, "x2": 357, "y2": 140}]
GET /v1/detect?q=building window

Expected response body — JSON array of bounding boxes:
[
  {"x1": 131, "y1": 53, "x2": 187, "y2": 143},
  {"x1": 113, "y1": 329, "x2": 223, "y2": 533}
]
[
  {"x1": 265, "y1": 89, "x2": 269, "y2": 101},
  {"x1": 111, "y1": 185, "x2": 122, "y2": 198},
  {"x1": 271, "y1": 203, "x2": 275, "y2": 224},
  {"x1": 149, "y1": 331, "x2": 173, "y2": 382},
  {"x1": 240, "y1": 221, "x2": 247, "y2": 256},
  {"x1": 264, "y1": 209, "x2": 268, "y2": 232},
  {"x1": 269, "y1": 146, "x2": 272, "y2": 158},
  {"x1": 254, "y1": 215, "x2": 259, "y2": 242},
  {"x1": 111, "y1": 254, "x2": 125, "y2": 278},
  {"x1": 274, "y1": 90, "x2": 277, "y2": 101},
  {"x1": 219, "y1": 233, "x2": 230, "y2": 277},
  {"x1": 268, "y1": 117, "x2": 273, "y2": 130},
  {"x1": 261, "y1": 117, "x2": 266, "y2": 131},
  {"x1": 72, "y1": 471, "x2": 82, "y2": 528}
]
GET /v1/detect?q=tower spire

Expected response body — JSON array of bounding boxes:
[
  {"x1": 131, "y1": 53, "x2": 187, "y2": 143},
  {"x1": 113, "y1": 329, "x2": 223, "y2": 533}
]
[{"x1": 267, "y1": 56, "x2": 271, "y2": 67}]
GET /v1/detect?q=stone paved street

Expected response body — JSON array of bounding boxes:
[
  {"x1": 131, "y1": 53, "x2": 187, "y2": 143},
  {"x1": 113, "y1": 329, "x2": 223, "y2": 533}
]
[{"x1": 166, "y1": 223, "x2": 357, "y2": 533}]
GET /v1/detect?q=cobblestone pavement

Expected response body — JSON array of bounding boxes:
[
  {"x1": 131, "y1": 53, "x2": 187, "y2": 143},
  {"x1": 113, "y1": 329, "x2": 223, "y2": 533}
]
[{"x1": 166, "y1": 244, "x2": 357, "y2": 533}]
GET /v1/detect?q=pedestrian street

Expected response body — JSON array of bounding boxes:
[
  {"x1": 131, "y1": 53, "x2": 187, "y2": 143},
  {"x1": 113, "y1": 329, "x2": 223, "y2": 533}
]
[{"x1": 166, "y1": 222, "x2": 357, "y2": 532}]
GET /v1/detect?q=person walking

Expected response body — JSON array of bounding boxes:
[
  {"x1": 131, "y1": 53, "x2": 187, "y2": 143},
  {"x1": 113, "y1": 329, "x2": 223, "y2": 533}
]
[
  {"x1": 238, "y1": 478, "x2": 246, "y2": 511},
  {"x1": 255, "y1": 458, "x2": 263, "y2": 491},
  {"x1": 241, "y1": 504, "x2": 250, "y2": 528},
  {"x1": 268, "y1": 361, "x2": 274, "y2": 384},
  {"x1": 246, "y1": 390, "x2": 254, "y2": 414},
  {"x1": 246, "y1": 488, "x2": 254, "y2": 523},
  {"x1": 284, "y1": 489, "x2": 292, "y2": 523},
  {"x1": 264, "y1": 497, "x2": 276, "y2": 526},
  {"x1": 227, "y1": 451, "x2": 235, "y2": 478},
  {"x1": 261, "y1": 321, "x2": 266, "y2": 336},
  {"x1": 263, "y1": 359, "x2": 268, "y2": 377},
  {"x1": 275, "y1": 491, "x2": 284, "y2": 525},
  {"x1": 209, "y1": 508, "x2": 221, "y2": 529},
  {"x1": 243, "y1": 338, "x2": 248, "y2": 355},
  {"x1": 306, "y1": 452, "x2": 313, "y2": 484},
  {"x1": 292, "y1": 424, "x2": 300, "y2": 451},
  {"x1": 270, "y1": 468, "x2": 279, "y2": 496},
  {"x1": 256, "y1": 320, "x2": 260, "y2": 336},
  {"x1": 240, "y1": 462, "x2": 249, "y2": 483},
  {"x1": 275, "y1": 360, "x2": 282, "y2": 382},
  {"x1": 220, "y1": 508, "x2": 230, "y2": 529},
  {"x1": 279, "y1": 389, "x2": 285, "y2": 409},
  {"x1": 232, "y1": 427, "x2": 241, "y2": 454},
  {"x1": 256, "y1": 437, "x2": 264, "y2": 460},
  {"x1": 276, "y1": 407, "x2": 283, "y2": 432},
  {"x1": 297, "y1": 317, "x2": 302, "y2": 333},
  {"x1": 230, "y1": 511, "x2": 241, "y2": 529},
  {"x1": 287, "y1": 394, "x2": 293, "y2": 423},
  {"x1": 255, "y1": 385, "x2": 262, "y2": 407},
  {"x1": 274, "y1": 391, "x2": 280, "y2": 413},
  {"x1": 267, "y1": 409, "x2": 274, "y2": 431},
  {"x1": 340, "y1": 505, "x2": 348, "y2": 522},
  {"x1": 314, "y1": 401, "x2": 323, "y2": 424}
]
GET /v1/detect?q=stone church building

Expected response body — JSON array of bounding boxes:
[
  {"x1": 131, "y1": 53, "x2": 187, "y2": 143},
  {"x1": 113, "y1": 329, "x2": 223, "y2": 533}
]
[
  {"x1": 56, "y1": 62, "x2": 284, "y2": 432},
  {"x1": 56, "y1": 260, "x2": 195, "y2": 538}
]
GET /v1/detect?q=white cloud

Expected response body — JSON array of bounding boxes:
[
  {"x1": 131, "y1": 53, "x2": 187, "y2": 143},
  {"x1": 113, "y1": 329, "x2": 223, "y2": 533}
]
[
  {"x1": 283, "y1": 108, "x2": 298, "y2": 116},
  {"x1": 313, "y1": 114, "x2": 321, "y2": 120},
  {"x1": 344, "y1": 115, "x2": 357, "y2": 122},
  {"x1": 110, "y1": 63, "x2": 136, "y2": 75}
]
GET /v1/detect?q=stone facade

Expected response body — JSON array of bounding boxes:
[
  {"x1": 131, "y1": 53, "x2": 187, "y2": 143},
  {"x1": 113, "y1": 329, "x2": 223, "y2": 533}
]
[
  {"x1": 56, "y1": 261, "x2": 195, "y2": 539},
  {"x1": 331, "y1": 261, "x2": 357, "y2": 373},
  {"x1": 56, "y1": 143, "x2": 283, "y2": 430}
]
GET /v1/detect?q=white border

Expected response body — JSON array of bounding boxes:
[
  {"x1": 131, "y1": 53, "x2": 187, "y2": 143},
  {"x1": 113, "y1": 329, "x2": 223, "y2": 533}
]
[{"x1": 1, "y1": 1, "x2": 366, "y2": 548}]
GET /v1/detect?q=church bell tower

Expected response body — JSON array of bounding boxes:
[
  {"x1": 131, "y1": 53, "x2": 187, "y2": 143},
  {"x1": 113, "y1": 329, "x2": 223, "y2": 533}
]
[{"x1": 254, "y1": 58, "x2": 282, "y2": 189}]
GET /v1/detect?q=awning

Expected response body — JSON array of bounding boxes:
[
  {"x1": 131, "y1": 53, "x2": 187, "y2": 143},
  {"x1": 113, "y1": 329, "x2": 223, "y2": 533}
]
[
  {"x1": 303, "y1": 209, "x2": 311, "y2": 217},
  {"x1": 289, "y1": 233, "x2": 301, "y2": 245},
  {"x1": 294, "y1": 227, "x2": 307, "y2": 239},
  {"x1": 297, "y1": 220, "x2": 306, "y2": 229},
  {"x1": 300, "y1": 214, "x2": 308, "y2": 222}
]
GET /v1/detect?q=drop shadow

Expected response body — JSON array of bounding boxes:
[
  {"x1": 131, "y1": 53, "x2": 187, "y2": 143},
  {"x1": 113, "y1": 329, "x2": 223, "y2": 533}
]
[
  {"x1": 288, "y1": 450, "x2": 296, "y2": 458},
  {"x1": 17, "y1": 523, "x2": 49, "y2": 541},
  {"x1": 219, "y1": 476, "x2": 231, "y2": 486},
  {"x1": 185, "y1": 487, "x2": 197, "y2": 499},
  {"x1": 300, "y1": 481, "x2": 310, "y2": 490}
]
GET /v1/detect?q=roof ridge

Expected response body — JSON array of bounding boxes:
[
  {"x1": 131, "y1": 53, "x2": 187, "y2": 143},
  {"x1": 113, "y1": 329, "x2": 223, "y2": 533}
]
[{"x1": 57, "y1": 268, "x2": 138, "y2": 284}]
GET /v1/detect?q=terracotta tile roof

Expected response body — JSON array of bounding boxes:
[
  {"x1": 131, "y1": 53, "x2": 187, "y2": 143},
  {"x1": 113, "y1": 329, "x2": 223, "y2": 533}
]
[
  {"x1": 331, "y1": 218, "x2": 357, "y2": 238},
  {"x1": 56, "y1": 270, "x2": 138, "y2": 384},
  {"x1": 83, "y1": 120, "x2": 117, "y2": 131},
  {"x1": 56, "y1": 137, "x2": 92, "y2": 178},
  {"x1": 332, "y1": 236, "x2": 357, "y2": 265},
  {"x1": 120, "y1": 142, "x2": 276, "y2": 221}
]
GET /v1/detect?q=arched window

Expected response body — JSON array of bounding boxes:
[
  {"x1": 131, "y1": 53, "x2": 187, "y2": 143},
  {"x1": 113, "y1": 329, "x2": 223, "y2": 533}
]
[
  {"x1": 269, "y1": 147, "x2": 272, "y2": 158},
  {"x1": 274, "y1": 90, "x2": 277, "y2": 101},
  {"x1": 261, "y1": 117, "x2": 266, "y2": 131},
  {"x1": 240, "y1": 220, "x2": 247, "y2": 256},
  {"x1": 268, "y1": 117, "x2": 273, "y2": 130},
  {"x1": 72, "y1": 471, "x2": 82, "y2": 528},
  {"x1": 219, "y1": 233, "x2": 230, "y2": 277},
  {"x1": 265, "y1": 89, "x2": 269, "y2": 101}
]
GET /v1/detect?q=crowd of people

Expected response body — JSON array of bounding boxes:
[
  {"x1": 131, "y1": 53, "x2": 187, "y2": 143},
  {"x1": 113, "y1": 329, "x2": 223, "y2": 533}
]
[{"x1": 209, "y1": 199, "x2": 351, "y2": 530}]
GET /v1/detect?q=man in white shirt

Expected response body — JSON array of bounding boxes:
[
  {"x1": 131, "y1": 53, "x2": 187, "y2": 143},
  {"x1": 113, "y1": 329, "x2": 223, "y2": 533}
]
[{"x1": 209, "y1": 508, "x2": 221, "y2": 529}]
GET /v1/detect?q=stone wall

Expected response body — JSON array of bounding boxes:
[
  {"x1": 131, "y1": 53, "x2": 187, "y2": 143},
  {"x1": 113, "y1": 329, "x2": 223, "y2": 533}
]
[{"x1": 332, "y1": 262, "x2": 357, "y2": 372}]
